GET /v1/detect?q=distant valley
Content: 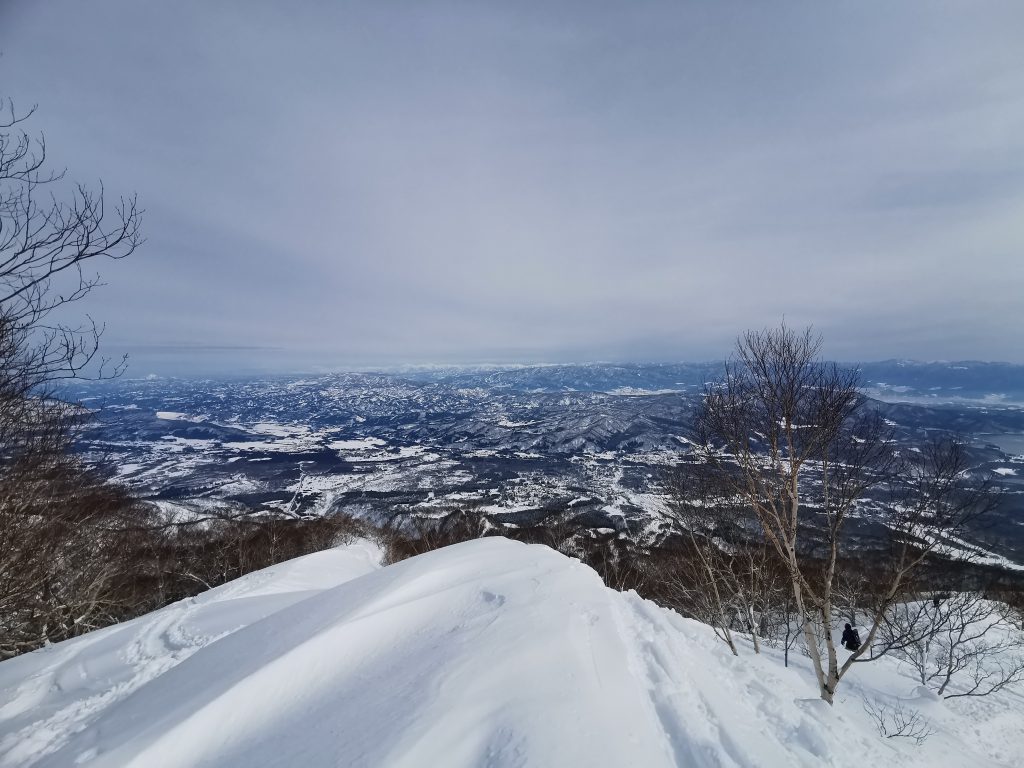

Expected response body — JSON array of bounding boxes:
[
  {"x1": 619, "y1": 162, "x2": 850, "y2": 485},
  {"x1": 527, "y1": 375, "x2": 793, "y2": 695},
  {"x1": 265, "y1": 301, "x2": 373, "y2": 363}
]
[{"x1": 65, "y1": 361, "x2": 1024, "y2": 569}]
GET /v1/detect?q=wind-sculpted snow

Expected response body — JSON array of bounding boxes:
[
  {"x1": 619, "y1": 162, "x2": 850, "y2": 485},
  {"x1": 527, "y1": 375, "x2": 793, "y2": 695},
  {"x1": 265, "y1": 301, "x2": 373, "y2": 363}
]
[
  {"x1": 0, "y1": 541, "x2": 384, "y2": 767},
  {"x1": 1, "y1": 539, "x2": 1021, "y2": 767}
]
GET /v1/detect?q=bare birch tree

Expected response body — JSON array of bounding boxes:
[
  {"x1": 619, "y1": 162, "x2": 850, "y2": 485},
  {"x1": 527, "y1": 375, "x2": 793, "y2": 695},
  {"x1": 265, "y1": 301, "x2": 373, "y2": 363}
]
[{"x1": 692, "y1": 324, "x2": 993, "y2": 703}]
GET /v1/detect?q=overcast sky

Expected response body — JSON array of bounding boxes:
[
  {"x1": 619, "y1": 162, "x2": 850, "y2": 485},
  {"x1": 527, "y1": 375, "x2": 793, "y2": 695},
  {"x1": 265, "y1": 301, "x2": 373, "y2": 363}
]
[{"x1": 2, "y1": 1, "x2": 1023, "y2": 373}]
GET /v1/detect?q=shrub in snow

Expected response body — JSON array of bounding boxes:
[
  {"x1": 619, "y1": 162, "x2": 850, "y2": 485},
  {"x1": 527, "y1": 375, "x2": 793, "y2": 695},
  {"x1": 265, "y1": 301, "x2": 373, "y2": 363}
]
[{"x1": 862, "y1": 697, "x2": 934, "y2": 745}]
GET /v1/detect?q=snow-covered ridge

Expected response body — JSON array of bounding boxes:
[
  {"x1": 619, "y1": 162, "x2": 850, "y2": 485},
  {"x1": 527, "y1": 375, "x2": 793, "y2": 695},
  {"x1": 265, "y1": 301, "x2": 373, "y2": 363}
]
[{"x1": 1, "y1": 539, "x2": 1021, "y2": 767}]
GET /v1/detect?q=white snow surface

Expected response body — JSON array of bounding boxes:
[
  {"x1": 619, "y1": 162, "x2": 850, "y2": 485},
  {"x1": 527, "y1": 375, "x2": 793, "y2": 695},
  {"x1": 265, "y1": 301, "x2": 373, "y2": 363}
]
[{"x1": 1, "y1": 538, "x2": 1021, "y2": 767}]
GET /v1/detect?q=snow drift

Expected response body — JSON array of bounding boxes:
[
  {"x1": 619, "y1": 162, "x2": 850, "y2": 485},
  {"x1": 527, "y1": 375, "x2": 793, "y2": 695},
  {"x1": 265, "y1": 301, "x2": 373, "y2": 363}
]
[{"x1": 1, "y1": 538, "x2": 1021, "y2": 767}]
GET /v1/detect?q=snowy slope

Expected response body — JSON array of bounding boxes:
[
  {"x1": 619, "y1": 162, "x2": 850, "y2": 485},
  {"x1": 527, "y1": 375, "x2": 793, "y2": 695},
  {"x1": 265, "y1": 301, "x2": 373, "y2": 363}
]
[{"x1": 1, "y1": 538, "x2": 1021, "y2": 767}]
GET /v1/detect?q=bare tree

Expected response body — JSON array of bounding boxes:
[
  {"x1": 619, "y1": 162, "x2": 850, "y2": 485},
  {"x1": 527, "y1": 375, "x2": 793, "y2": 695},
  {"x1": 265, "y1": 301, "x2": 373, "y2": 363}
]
[
  {"x1": 380, "y1": 506, "x2": 492, "y2": 564},
  {"x1": 663, "y1": 465, "x2": 742, "y2": 654},
  {"x1": 1, "y1": 97, "x2": 141, "y2": 387},
  {"x1": 768, "y1": 588, "x2": 803, "y2": 667},
  {"x1": 833, "y1": 564, "x2": 875, "y2": 628},
  {"x1": 0, "y1": 96, "x2": 142, "y2": 656},
  {"x1": 664, "y1": 463, "x2": 785, "y2": 655},
  {"x1": 882, "y1": 592, "x2": 1024, "y2": 698},
  {"x1": 0, "y1": 425, "x2": 151, "y2": 657},
  {"x1": 862, "y1": 698, "x2": 934, "y2": 745},
  {"x1": 691, "y1": 324, "x2": 993, "y2": 703}
]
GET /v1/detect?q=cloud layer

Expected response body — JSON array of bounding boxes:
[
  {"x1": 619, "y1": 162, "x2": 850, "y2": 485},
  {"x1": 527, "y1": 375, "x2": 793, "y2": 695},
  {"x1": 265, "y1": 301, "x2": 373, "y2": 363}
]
[{"x1": 3, "y1": 1, "x2": 1023, "y2": 372}]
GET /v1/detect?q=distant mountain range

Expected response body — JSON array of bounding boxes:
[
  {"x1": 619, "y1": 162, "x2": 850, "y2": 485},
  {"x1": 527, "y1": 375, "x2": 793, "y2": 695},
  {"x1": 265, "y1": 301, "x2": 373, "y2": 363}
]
[{"x1": 64, "y1": 361, "x2": 1024, "y2": 569}]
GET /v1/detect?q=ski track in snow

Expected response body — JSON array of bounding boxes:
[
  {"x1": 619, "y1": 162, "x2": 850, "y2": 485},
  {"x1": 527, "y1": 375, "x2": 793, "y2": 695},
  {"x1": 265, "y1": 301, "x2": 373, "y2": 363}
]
[
  {"x1": 0, "y1": 541, "x2": 385, "y2": 768},
  {"x1": 0, "y1": 600, "x2": 212, "y2": 766},
  {"x1": 613, "y1": 594, "x2": 840, "y2": 768}
]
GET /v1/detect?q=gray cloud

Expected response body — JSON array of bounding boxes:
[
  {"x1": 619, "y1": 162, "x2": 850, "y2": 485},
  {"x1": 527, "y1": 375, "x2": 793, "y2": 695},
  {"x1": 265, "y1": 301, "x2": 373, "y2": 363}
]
[{"x1": 2, "y1": 0, "x2": 1022, "y2": 373}]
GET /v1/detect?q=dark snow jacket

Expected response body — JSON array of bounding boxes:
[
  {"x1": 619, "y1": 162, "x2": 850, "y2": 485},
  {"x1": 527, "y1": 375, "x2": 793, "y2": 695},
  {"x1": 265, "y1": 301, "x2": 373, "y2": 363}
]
[{"x1": 841, "y1": 626, "x2": 861, "y2": 651}]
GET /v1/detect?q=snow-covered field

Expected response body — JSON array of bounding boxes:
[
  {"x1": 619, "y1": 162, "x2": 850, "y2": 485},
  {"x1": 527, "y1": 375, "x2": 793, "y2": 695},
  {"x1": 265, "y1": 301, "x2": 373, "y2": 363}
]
[{"x1": 1, "y1": 539, "x2": 1021, "y2": 767}]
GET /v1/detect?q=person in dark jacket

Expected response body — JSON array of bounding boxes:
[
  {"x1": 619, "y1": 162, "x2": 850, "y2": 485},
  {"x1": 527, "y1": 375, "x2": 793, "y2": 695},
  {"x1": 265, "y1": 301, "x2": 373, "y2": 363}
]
[{"x1": 841, "y1": 623, "x2": 861, "y2": 651}]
